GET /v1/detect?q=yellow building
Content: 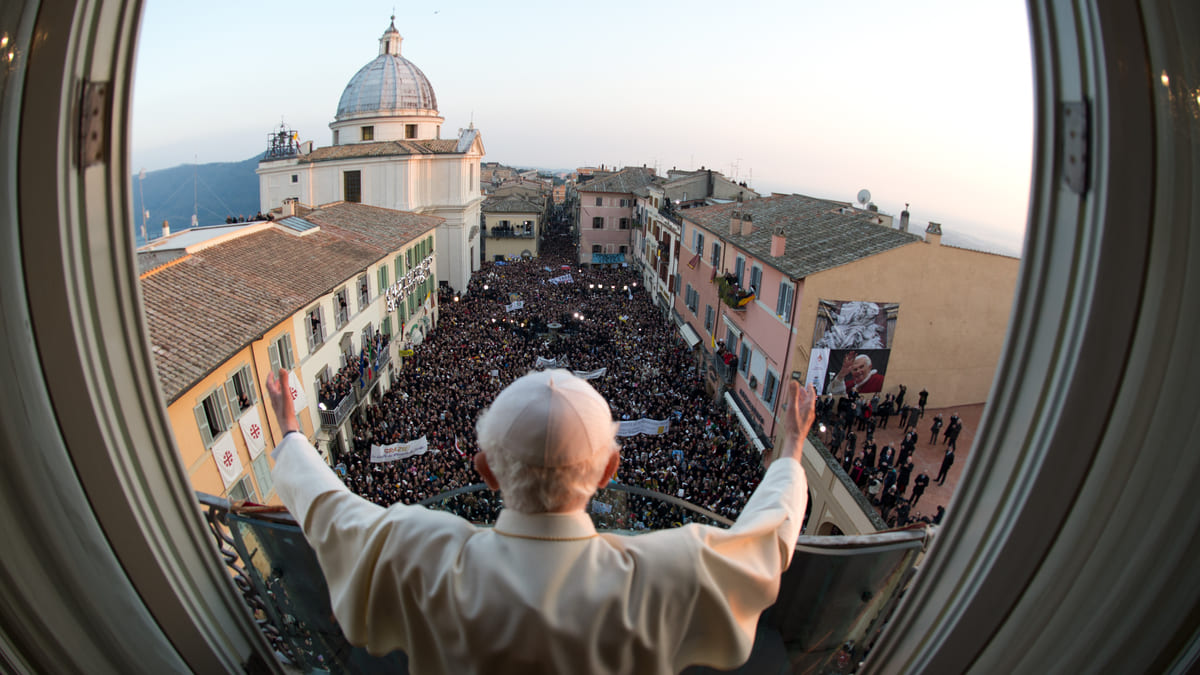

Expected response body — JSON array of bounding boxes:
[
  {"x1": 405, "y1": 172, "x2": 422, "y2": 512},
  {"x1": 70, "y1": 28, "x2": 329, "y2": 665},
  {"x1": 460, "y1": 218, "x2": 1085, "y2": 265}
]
[
  {"x1": 140, "y1": 203, "x2": 443, "y2": 504},
  {"x1": 481, "y1": 195, "x2": 544, "y2": 261}
]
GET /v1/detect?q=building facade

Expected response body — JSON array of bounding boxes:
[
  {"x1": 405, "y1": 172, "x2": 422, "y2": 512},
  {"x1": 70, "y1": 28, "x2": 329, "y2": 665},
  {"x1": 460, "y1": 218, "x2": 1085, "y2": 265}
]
[
  {"x1": 257, "y1": 19, "x2": 483, "y2": 294},
  {"x1": 140, "y1": 203, "x2": 442, "y2": 503},
  {"x1": 481, "y1": 195, "x2": 544, "y2": 261},
  {"x1": 574, "y1": 167, "x2": 655, "y2": 265},
  {"x1": 672, "y1": 194, "x2": 1019, "y2": 533}
]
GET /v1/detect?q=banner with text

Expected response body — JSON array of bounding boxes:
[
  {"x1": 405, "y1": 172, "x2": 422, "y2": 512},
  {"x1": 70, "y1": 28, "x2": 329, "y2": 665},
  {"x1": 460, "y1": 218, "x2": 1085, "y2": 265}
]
[
  {"x1": 617, "y1": 418, "x2": 671, "y2": 437},
  {"x1": 370, "y1": 436, "x2": 431, "y2": 463},
  {"x1": 548, "y1": 274, "x2": 574, "y2": 285},
  {"x1": 506, "y1": 300, "x2": 525, "y2": 312},
  {"x1": 572, "y1": 367, "x2": 607, "y2": 380}
]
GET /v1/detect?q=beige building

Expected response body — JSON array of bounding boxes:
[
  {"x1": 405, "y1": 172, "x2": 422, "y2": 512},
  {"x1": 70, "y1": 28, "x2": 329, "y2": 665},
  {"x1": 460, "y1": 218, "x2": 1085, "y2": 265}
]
[
  {"x1": 140, "y1": 203, "x2": 442, "y2": 504},
  {"x1": 481, "y1": 195, "x2": 544, "y2": 261}
]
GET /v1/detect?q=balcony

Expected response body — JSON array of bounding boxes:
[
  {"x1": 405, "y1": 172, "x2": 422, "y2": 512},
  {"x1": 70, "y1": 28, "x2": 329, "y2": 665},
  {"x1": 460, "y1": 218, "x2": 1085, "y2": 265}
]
[
  {"x1": 657, "y1": 204, "x2": 683, "y2": 227},
  {"x1": 198, "y1": 479, "x2": 929, "y2": 673},
  {"x1": 353, "y1": 348, "x2": 392, "y2": 403},
  {"x1": 711, "y1": 351, "x2": 738, "y2": 385},
  {"x1": 715, "y1": 274, "x2": 753, "y2": 311},
  {"x1": 318, "y1": 391, "x2": 355, "y2": 430},
  {"x1": 484, "y1": 227, "x2": 535, "y2": 239}
]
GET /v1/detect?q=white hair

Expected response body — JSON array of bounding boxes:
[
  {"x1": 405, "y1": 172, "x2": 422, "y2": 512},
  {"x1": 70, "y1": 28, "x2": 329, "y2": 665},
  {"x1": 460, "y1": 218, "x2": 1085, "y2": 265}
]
[{"x1": 475, "y1": 406, "x2": 616, "y2": 513}]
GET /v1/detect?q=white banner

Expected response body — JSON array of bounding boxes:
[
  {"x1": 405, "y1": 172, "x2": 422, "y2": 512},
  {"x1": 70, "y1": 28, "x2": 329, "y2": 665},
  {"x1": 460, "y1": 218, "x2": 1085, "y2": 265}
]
[
  {"x1": 572, "y1": 367, "x2": 607, "y2": 380},
  {"x1": 370, "y1": 436, "x2": 430, "y2": 463},
  {"x1": 548, "y1": 274, "x2": 574, "y2": 285},
  {"x1": 589, "y1": 500, "x2": 613, "y2": 514},
  {"x1": 536, "y1": 356, "x2": 567, "y2": 369},
  {"x1": 616, "y1": 418, "x2": 670, "y2": 437},
  {"x1": 211, "y1": 432, "x2": 243, "y2": 489},
  {"x1": 287, "y1": 369, "x2": 308, "y2": 411},
  {"x1": 806, "y1": 348, "x2": 830, "y2": 394},
  {"x1": 506, "y1": 300, "x2": 525, "y2": 312},
  {"x1": 238, "y1": 405, "x2": 267, "y2": 459}
]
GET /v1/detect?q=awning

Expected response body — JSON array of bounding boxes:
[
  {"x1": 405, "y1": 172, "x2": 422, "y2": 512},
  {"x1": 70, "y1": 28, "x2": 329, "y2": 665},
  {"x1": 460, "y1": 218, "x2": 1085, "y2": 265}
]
[
  {"x1": 724, "y1": 392, "x2": 766, "y2": 453},
  {"x1": 679, "y1": 323, "x2": 701, "y2": 349}
]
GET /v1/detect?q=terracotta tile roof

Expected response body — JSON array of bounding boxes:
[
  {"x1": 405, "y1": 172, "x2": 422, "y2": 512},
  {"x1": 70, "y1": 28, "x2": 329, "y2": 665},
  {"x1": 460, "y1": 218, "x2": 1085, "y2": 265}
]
[
  {"x1": 141, "y1": 203, "x2": 441, "y2": 403},
  {"x1": 482, "y1": 195, "x2": 543, "y2": 213},
  {"x1": 682, "y1": 194, "x2": 921, "y2": 279},
  {"x1": 577, "y1": 167, "x2": 657, "y2": 195},
  {"x1": 268, "y1": 139, "x2": 464, "y2": 164}
]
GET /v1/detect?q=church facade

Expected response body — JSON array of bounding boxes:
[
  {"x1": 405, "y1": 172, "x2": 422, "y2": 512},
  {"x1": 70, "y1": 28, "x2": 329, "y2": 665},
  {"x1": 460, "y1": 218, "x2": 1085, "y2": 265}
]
[{"x1": 257, "y1": 18, "x2": 483, "y2": 293}]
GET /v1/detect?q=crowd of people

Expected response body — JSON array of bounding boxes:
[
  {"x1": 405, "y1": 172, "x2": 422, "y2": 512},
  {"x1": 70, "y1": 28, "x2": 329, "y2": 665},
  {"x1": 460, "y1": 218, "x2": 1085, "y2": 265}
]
[
  {"x1": 333, "y1": 222, "x2": 769, "y2": 530},
  {"x1": 816, "y1": 389, "x2": 950, "y2": 527}
]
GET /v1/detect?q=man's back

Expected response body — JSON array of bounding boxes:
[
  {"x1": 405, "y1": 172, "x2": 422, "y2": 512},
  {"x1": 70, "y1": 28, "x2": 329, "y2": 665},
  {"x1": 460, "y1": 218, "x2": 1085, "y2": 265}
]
[{"x1": 274, "y1": 432, "x2": 806, "y2": 674}]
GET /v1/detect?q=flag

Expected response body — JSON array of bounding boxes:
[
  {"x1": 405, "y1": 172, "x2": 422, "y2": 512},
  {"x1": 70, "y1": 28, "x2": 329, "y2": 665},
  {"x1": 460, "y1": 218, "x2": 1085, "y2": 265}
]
[
  {"x1": 211, "y1": 433, "x2": 244, "y2": 489},
  {"x1": 238, "y1": 405, "x2": 267, "y2": 459},
  {"x1": 737, "y1": 292, "x2": 755, "y2": 307},
  {"x1": 454, "y1": 436, "x2": 464, "y2": 457},
  {"x1": 286, "y1": 369, "x2": 308, "y2": 410},
  {"x1": 687, "y1": 253, "x2": 700, "y2": 270}
]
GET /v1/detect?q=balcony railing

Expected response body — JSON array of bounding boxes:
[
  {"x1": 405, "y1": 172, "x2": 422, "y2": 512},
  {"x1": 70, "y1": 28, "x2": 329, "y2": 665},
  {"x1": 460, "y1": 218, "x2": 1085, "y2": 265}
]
[
  {"x1": 197, "y1": 480, "x2": 929, "y2": 674},
  {"x1": 485, "y1": 228, "x2": 534, "y2": 239},
  {"x1": 354, "y1": 348, "x2": 392, "y2": 403},
  {"x1": 658, "y1": 204, "x2": 683, "y2": 227},
  {"x1": 319, "y1": 391, "x2": 355, "y2": 429},
  {"x1": 711, "y1": 352, "x2": 738, "y2": 385}
]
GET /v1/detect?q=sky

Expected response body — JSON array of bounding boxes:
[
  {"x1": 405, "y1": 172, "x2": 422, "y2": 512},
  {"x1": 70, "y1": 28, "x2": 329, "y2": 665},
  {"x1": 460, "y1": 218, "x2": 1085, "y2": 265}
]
[{"x1": 131, "y1": 1, "x2": 1034, "y2": 255}]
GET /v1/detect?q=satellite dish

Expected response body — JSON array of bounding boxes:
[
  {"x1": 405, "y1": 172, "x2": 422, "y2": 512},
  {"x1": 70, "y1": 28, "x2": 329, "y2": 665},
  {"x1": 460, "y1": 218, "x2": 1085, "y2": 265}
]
[{"x1": 857, "y1": 189, "x2": 871, "y2": 207}]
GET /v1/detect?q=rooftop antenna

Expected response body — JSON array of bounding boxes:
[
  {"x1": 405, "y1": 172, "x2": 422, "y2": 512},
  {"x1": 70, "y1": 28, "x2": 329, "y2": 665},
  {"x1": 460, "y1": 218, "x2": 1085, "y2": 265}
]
[{"x1": 857, "y1": 189, "x2": 872, "y2": 208}]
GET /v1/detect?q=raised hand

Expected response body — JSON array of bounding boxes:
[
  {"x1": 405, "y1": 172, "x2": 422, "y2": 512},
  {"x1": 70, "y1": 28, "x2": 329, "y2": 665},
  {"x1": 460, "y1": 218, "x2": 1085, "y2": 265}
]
[{"x1": 266, "y1": 368, "x2": 300, "y2": 435}]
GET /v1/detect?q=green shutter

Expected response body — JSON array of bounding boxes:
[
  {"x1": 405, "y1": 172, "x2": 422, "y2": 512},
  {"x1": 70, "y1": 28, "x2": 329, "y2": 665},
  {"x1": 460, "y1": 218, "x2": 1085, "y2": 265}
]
[
  {"x1": 225, "y1": 379, "x2": 239, "y2": 416},
  {"x1": 268, "y1": 342, "x2": 281, "y2": 374},
  {"x1": 194, "y1": 403, "x2": 213, "y2": 447}
]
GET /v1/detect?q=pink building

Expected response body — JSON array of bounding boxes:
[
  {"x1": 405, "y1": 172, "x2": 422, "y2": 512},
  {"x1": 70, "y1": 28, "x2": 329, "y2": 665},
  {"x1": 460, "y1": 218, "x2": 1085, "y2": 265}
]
[
  {"x1": 575, "y1": 167, "x2": 655, "y2": 265},
  {"x1": 674, "y1": 194, "x2": 918, "y2": 450}
]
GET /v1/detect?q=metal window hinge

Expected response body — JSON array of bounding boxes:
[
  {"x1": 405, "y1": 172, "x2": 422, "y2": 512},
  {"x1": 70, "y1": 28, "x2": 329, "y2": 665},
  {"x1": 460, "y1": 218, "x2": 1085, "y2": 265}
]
[
  {"x1": 1061, "y1": 101, "x2": 1089, "y2": 195},
  {"x1": 79, "y1": 81, "x2": 109, "y2": 169}
]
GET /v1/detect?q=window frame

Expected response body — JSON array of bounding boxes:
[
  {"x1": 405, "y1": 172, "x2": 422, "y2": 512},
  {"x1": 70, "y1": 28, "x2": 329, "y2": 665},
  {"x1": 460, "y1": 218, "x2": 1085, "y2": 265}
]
[
  {"x1": 5, "y1": 5, "x2": 1188, "y2": 675},
  {"x1": 776, "y1": 279, "x2": 794, "y2": 322},
  {"x1": 343, "y1": 170, "x2": 361, "y2": 203},
  {"x1": 360, "y1": 125, "x2": 374, "y2": 141},
  {"x1": 592, "y1": 216, "x2": 604, "y2": 229}
]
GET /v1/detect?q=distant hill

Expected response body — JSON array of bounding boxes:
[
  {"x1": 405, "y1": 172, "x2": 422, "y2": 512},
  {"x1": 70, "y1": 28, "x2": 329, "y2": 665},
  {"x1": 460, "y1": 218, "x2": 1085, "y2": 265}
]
[{"x1": 132, "y1": 153, "x2": 263, "y2": 246}]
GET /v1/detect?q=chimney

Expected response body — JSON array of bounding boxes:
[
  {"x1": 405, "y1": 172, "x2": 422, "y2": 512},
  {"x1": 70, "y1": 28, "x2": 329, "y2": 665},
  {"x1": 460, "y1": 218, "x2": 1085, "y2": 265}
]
[
  {"x1": 741, "y1": 213, "x2": 755, "y2": 236},
  {"x1": 770, "y1": 227, "x2": 786, "y2": 257},
  {"x1": 282, "y1": 198, "x2": 297, "y2": 217},
  {"x1": 161, "y1": 219, "x2": 170, "y2": 237},
  {"x1": 925, "y1": 221, "x2": 943, "y2": 246},
  {"x1": 730, "y1": 210, "x2": 742, "y2": 235},
  {"x1": 900, "y1": 203, "x2": 910, "y2": 232},
  {"x1": 707, "y1": 168, "x2": 714, "y2": 197}
]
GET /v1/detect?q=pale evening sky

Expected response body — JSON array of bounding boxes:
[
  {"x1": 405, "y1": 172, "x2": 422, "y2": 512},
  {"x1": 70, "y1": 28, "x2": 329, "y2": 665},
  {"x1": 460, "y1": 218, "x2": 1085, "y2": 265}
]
[{"x1": 131, "y1": 1, "x2": 1033, "y2": 255}]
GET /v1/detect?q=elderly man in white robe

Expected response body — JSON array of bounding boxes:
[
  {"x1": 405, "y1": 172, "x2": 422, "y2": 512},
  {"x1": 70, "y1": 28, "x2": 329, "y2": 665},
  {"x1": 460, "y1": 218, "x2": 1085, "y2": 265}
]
[{"x1": 266, "y1": 368, "x2": 814, "y2": 674}]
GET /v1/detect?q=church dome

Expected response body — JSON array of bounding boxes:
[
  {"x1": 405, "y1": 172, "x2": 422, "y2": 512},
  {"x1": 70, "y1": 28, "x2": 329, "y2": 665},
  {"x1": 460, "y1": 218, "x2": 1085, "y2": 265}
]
[{"x1": 334, "y1": 19, "x2": 438, "y2": 121}]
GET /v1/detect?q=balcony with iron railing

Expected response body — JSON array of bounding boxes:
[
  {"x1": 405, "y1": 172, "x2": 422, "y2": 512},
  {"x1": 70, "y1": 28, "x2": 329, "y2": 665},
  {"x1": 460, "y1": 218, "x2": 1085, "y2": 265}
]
[
  {"x1": 353, "y1": 348, "x2": 392, "y2": 403},
  {"x1": 658, "y1": 204, "x2": 683, "y2": 227},
  {"x1": 711, "y1": 351, "x2": 739, "y2": 385},
  {"x1": 484, "y1": 227, "x2": 535, "y2": 239},
  {"x1": 318, "y1": 391, "x2": 355, "y2": 430},
  {"x1": 197, "y1": 471, "x2": 929, "y2": 674}
]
